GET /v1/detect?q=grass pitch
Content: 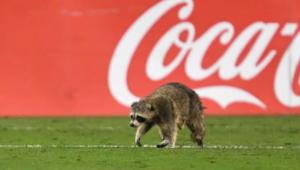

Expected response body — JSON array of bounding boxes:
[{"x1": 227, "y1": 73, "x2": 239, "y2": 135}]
[{"x1": 0, "y1": 116, "x2": 299, "y2": 170}]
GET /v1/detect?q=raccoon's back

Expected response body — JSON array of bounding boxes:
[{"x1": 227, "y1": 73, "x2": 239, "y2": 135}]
[
  {"x1": 151, "y1": 82, "x2": 204, "y2": 111},
  {"x1": 151, "y1": 83, "x2": 187, "y2": 100}
]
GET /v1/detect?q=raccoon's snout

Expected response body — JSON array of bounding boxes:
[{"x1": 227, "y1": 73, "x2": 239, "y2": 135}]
[{"x1": 129, "y1": 123, "x2": 135, "y2": 127}]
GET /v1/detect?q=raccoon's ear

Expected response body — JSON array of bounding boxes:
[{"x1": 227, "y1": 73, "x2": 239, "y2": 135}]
[
  {"x1": 146, "y1": 103, "x2": 154, "y2": 111},
  {"x1": 131, "y1": 102, "x2": 138, "y2": 108}
]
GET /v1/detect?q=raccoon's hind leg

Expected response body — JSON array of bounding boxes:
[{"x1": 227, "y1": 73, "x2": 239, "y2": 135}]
[
  {"x1": 186, "y1": 114, "x2": 205, "y2": 148},
  {"x1": 135, "y1": 122, "x2": 154, "y2": 147},
  {"x1": 157, "y1": 123, "x2": 177, "y2": 148},
  {"x1": 176, "y1": 115, "x2": 185, "y2": 130}
]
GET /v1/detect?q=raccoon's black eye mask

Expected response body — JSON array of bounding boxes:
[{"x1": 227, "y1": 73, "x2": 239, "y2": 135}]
[
  {"x1": 130, "y1": 115, "x2": 134, "y2": 119},
  {"x1": 136, "y1": 115, "x2": 146, "y2": 123},
  {"x1": 130, "y1": 114, "x2": 146, "y2": 123}
]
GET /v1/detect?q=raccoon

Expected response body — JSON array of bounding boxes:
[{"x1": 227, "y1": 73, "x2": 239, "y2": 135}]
[{"x1": 129, "y1": 82, "x2": 205, "y2": 148}]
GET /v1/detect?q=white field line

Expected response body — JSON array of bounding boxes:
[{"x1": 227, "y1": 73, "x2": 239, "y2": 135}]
[
  {"x1": 10, "y1": 126, "x2": 115, "y2": 131},
  {"x1": 0, "y1": 144, "x2": 299, "y2": 150}
]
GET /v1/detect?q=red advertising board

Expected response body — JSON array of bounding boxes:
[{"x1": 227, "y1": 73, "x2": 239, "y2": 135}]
[{"x1": 0, "y1": 0, "x2": 299, "y2": 116}]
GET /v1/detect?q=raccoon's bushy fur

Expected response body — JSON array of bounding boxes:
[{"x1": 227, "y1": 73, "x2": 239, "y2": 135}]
[{"x1": 129, "y1": 82, "x2": 205, "y2": 148}]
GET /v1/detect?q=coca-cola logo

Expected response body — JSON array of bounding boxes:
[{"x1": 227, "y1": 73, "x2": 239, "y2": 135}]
[{"x1": 108, "y1": 0, "x2": 300, "y2": 110}]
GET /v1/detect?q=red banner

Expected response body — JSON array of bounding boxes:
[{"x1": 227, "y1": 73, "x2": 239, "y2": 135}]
[{"x1": 0, "y1": 0, "x2": 299, "y2": 116}]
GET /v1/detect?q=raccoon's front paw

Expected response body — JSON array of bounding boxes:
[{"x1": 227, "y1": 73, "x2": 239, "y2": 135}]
[
  {"x1": 195, "y1": 136, "x2": 204, "y2": 148},
  {"x1": 135, "y1": 138, "x2": 142, "y2": 147},
  {"x1": 156, "y1": 139, "x2": 170, "y2": 148},
  {"x1": 197, "y1": 139, "x2": 203, "y2": 148}
]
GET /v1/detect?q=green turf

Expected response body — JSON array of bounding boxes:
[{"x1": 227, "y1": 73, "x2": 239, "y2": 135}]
[{"x1": 0, "y1": 116, "x2": 299, "y2": 170}]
